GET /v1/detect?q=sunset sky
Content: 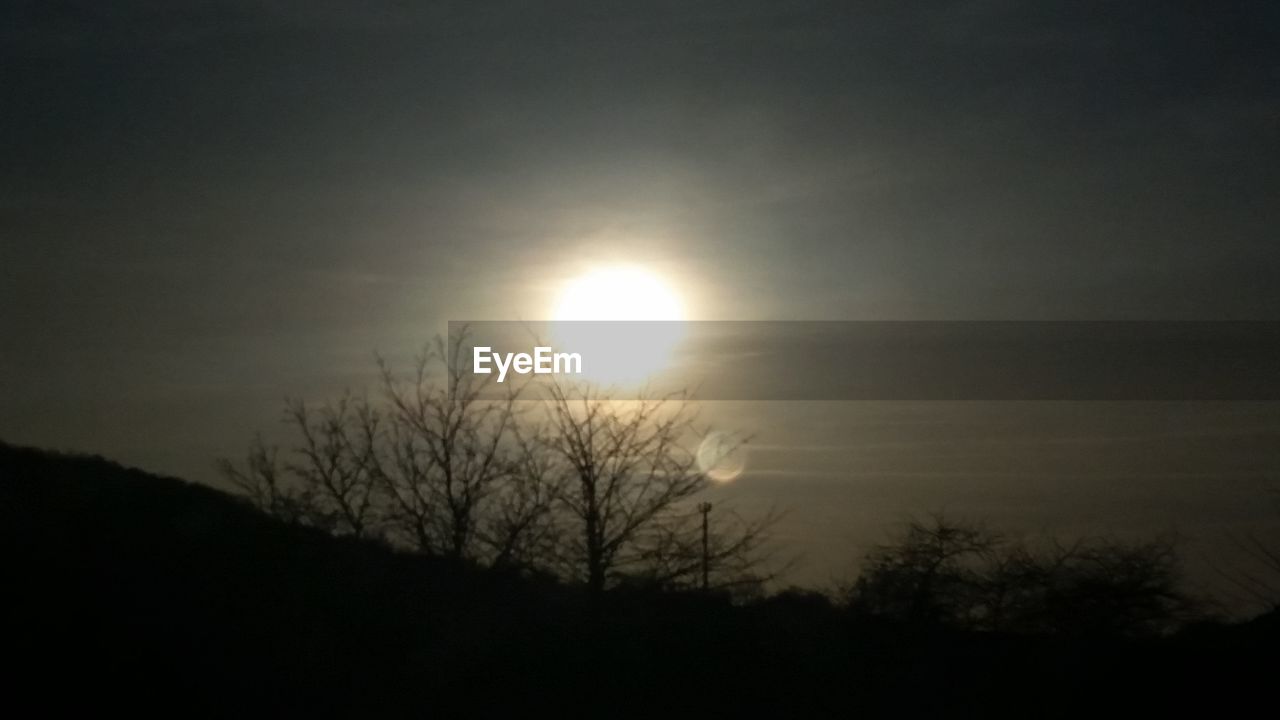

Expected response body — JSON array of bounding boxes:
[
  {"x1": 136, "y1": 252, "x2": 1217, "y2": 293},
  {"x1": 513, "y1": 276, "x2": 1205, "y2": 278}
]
[{"x1": 3, "y1": 1, "x2": 1278, "y2": 594}]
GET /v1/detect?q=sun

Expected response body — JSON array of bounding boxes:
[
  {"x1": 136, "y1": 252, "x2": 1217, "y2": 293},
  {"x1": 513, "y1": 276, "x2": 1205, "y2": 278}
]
[
  {"x1": 552, "y1": 266, "x2": 684, "y2": 322},
  {"x1": 550, "y1": 265, "x2": 686, "y2": 386}
]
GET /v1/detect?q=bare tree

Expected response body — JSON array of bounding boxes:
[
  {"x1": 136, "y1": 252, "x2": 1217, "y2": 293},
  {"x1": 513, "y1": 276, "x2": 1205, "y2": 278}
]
[
  {"x1": 219, "y1": 330, "x2": 776, "y2": 589},
  {"x1": 375, "y1": 331, "x2": 553, "y2": 564},
  {"x1": 370, "y1": 402, "x2": 439, "y2": 553},
  {"x1": 282, "y1": 394, "x2": 381, "y2": 538},
  {"x1": 846, "y1": 513, "x2": 1002, "y2": 627},
  {"x1": 845, "y1": 514, "x2": 1197, "y2": 636},
  {"x1": 539, "y1": 383, "x2": 702, "y2": 593},
  {"x1": 477, "y1": 420, "x2": 563, "y2": 570},
  {"x1": 1033, "y1": 535, "x2": 1194, "y2": 636},
  {"x1": 535, "y1": 381, "x2": 775, "y2": 594},
  {"x1": 216, "y1": 394, "x2": 381, "y2": 538},
  {"x1": 215, "y1": 435, "x2": 312, "y2": 525}
]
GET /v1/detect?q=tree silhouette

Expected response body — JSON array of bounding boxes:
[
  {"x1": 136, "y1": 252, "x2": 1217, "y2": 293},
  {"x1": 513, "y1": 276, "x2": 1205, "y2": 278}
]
[
  {"x1": 216, "y1": 436, "x2": 308, "y2": 524},
  {"x1": 217, "y1": 394, "x2": 380, "y2": 537},
  {"x1": 846, "y1": 513, "x2": 1000, "y2": 627},
  {"x1": 846, "y1": 514, "x2": 1197, "y2": 636},
  {"x1": 219, "y1": 331, "x2": 775, "y2": 590},
  {"x1": 521, "y1": 377, "x2": 779, "y2": 595},
  {"x1": 536, "y1": 383, "x2": 707, "y2": 593},
  {"x1": 374, "y1": 333, "x2": 555, "y2": 563},
  {"x1": 284, "y1": 395, "x2": 381, "y2": 537}
]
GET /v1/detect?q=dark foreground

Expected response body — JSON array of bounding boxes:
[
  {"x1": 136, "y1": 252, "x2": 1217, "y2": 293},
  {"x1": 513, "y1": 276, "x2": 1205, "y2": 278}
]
[{"x1": 2, "y1": 442, "x2": 1274, "y2": 716}]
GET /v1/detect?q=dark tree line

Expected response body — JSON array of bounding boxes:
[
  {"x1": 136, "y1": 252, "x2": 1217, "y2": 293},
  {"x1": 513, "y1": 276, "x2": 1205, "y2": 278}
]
[
  {"x1": 218, "y1": 332, "x2": 776, "y2": 595},
  {"x1": 844, "y1": 514, "x2": 1200, "y2": 637}
]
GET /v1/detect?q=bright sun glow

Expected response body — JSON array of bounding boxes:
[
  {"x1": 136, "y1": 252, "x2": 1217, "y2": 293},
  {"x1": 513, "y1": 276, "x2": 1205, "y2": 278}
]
[
  {"x1": 550, "y1": 266, "x2": 686, "y2": 386},
  {"x1": 552, "y1": 266, "x2": 684, "y2": 322}
]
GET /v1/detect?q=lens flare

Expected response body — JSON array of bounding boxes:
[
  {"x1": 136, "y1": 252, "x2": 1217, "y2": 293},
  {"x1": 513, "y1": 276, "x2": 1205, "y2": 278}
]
[{"x1": 697, "y1": 431, "x2": 747, "y2": 483}]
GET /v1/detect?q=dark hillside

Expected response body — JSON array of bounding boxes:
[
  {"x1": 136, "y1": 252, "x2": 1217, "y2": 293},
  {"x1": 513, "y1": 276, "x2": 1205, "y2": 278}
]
[
  {"x1": 2, "y1": 441, "x2": 1274, "y2": 716},
  {"x1": 0, "y1": 441, "x2": 579, "y2": 714}
]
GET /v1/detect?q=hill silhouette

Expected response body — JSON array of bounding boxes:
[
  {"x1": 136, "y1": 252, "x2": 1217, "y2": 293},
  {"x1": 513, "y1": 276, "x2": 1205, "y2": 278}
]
[{"x1": 2, "y1": 440, "x2": 1275, "y2": 716}]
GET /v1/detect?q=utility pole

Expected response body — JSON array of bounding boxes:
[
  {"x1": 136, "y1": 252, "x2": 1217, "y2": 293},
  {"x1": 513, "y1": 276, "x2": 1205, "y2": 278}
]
[{"x1": 697, "y1": 502, "x2": 712, "y2": 591}]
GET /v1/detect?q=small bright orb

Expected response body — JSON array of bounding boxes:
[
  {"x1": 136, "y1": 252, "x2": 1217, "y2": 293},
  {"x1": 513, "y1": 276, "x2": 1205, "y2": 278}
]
[
  {"x1": 551, "y1": 265, "x2": 685, "y2": 386},
  {"x1": 697, "y1": 431, "x2": 747, "y2": 483},
  {"x1": 553, "y1": 266, "x2": 683, "y2": 322}
]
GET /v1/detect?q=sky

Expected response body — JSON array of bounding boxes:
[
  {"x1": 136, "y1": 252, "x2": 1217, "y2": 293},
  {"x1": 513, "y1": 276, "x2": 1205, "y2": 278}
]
[{"x1": 3, "y1": 1, "x2": 1279, "y2": 597}]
